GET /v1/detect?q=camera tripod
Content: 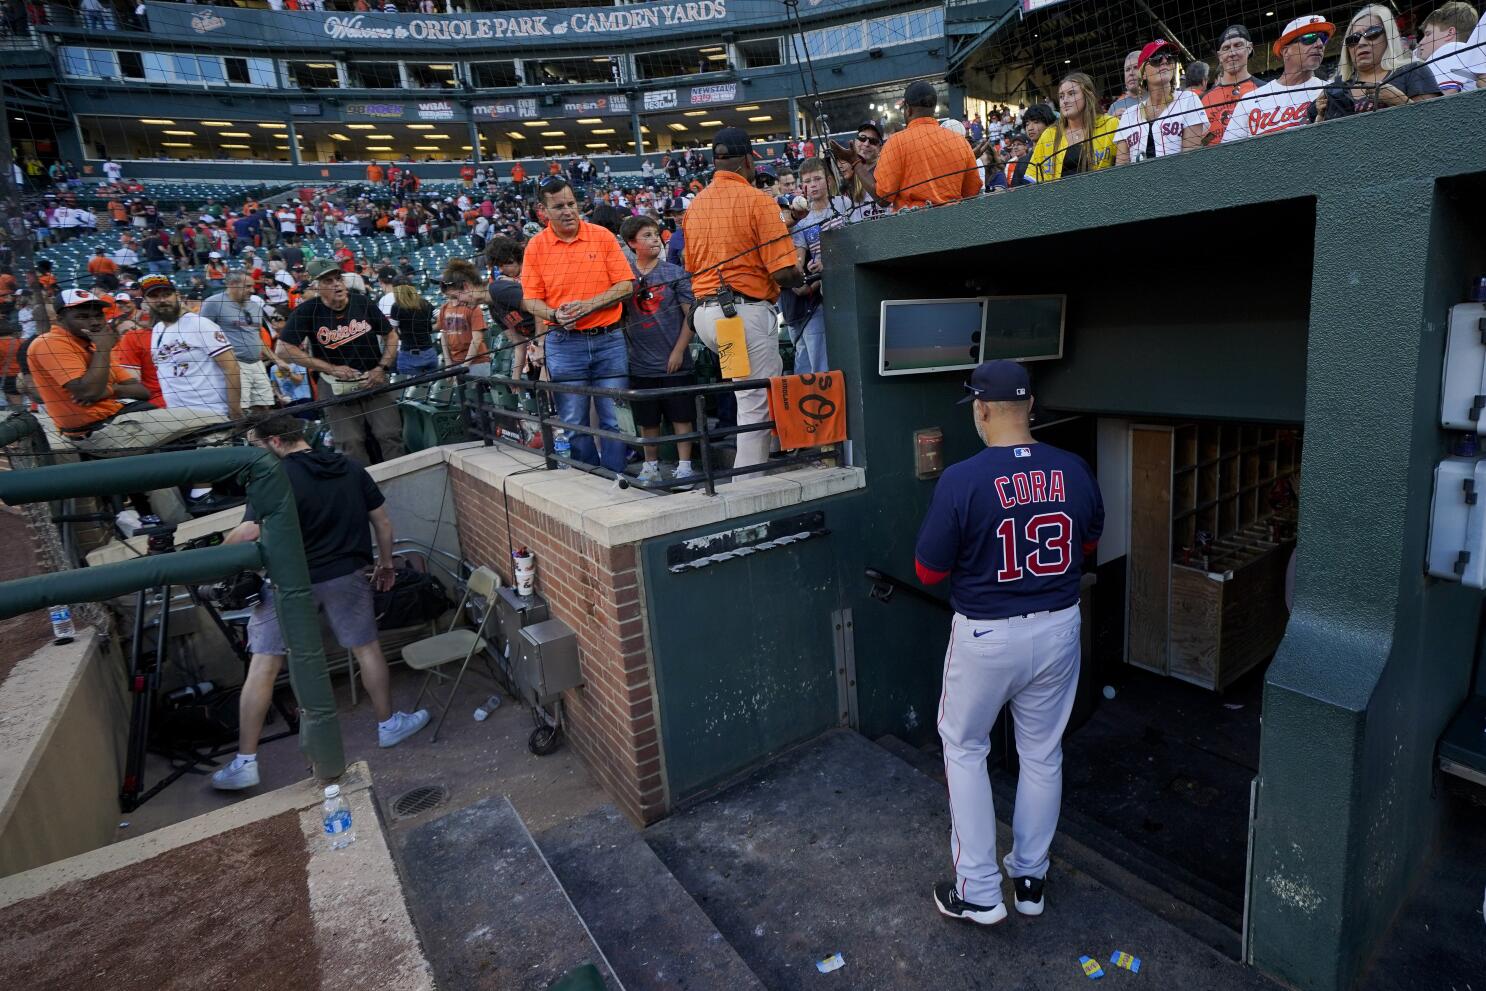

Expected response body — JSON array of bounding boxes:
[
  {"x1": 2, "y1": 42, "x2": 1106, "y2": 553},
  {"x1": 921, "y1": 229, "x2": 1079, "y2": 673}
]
[{"x1": 120, "y1": 522, "x2": 299, "y2": 813}]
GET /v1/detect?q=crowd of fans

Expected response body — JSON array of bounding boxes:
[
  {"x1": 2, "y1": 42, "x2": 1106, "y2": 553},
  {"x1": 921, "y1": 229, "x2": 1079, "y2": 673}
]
[{"x1": 2, "y1": 2, "x2": 1482, "y2": 494}]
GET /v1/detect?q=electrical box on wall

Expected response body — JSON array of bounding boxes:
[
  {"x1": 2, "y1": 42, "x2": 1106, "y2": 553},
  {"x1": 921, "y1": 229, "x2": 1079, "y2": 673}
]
[
  {"x1": 1439, "y1": 303, "x2": 1486, "y2": 432},
  {"x1": 517, "y1": 618, "x2": 583, "y2": 705},
  {"x1": 495, "y1": 587, "x2": 548, "y2": 658},
  {"x1": 1426, "y1": 456, "x2": 1486, "y2": 587}
]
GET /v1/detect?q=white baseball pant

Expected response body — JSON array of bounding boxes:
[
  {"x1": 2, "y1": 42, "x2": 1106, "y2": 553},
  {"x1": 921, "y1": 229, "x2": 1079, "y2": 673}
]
[{"x1": 937, "y1": 603, "x2": 1081, "y2": 906}]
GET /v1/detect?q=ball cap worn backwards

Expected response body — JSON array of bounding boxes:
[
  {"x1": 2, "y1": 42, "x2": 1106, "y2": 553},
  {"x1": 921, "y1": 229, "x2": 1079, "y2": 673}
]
[{"x1": 959, "y1": 360, "x2": 1031, "y2": 404}]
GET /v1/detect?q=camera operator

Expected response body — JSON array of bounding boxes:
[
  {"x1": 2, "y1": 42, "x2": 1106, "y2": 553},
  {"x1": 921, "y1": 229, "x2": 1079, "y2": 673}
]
[{"x1": 211, "y1": 413, "x2": 429, "y2": 791}]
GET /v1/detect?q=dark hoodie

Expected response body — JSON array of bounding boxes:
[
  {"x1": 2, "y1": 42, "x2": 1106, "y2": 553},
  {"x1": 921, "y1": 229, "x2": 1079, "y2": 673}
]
[{"x1": 245, "y1": 448, "x2": 385, "y2": 583}]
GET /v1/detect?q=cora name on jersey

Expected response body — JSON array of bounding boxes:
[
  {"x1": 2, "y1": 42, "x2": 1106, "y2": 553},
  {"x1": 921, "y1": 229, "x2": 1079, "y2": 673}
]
[{"x1": 995, "y1": 469, "x2": 1068, "y2": 509}]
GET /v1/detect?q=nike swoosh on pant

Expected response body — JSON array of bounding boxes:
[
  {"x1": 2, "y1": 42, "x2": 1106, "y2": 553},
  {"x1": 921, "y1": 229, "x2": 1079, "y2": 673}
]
[{"x1": 973, "y1": 629, "x2": 994, "y2": 638}]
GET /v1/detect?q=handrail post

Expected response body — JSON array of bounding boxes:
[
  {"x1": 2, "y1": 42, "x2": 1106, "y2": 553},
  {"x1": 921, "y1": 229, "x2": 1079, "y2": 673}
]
[{"x1": 695, "y1": 394, "x2": 717, "y2": 497}]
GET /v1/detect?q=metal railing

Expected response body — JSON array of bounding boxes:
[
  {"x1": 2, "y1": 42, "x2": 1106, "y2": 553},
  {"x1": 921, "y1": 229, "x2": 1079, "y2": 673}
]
[{"x1": 460, "y1": 374, "x2": 843, "y2": 497}]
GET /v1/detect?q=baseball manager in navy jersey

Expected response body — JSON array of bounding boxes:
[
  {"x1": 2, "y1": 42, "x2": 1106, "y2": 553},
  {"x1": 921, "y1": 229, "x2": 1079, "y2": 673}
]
[{"x1": 915, "y1": 360, "x2": 1104, "y2": 925}]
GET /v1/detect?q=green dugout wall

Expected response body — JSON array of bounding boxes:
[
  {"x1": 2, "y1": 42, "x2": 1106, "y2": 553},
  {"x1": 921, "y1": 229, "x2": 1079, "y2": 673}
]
[
  {"x1": 596, "y1": 93, "x2": 1478, "y2": 989},
  {"x1": 807, "y1": 92, "x2": 1486, "y2": 990}
]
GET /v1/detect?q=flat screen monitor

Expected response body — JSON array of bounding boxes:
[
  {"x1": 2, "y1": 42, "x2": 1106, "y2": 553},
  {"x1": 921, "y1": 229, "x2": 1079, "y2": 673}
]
[
  {"x1": 980, "y1": 294, "x2": 1066, "y2": 362},
  {"x1": 878, "y1": 298, "x2": 985, "y2": 376}
]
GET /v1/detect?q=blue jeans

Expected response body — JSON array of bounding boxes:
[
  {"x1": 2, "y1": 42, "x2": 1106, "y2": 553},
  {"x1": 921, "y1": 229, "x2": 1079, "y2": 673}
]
[
  {"x1": 396, "y1": 347, "x2": 439, "y2": 375},
  {"x1": 543, "y1": 327, "x2": 628, "y2": 473},
  {"x1": 791, "y1": 307, "x2": 827, "y2": 375}
]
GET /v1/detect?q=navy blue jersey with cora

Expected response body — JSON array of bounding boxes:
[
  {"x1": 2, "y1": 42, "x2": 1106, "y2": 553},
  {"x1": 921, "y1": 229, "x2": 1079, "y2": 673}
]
[{"x1": 915, "y1": 443, "x2": 1104, "y2": 620}]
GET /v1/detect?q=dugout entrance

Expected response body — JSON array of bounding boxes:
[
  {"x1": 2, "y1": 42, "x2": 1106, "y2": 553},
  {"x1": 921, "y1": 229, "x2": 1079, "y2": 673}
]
[{"x1": 837, "y1": 198, "x2": 1316, "y2": 955}]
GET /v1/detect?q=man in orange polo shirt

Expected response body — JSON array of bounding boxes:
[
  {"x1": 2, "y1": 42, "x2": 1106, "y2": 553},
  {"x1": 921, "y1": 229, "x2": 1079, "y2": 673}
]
[
  {"x1": 861, "y1": 80, "x2": 982, "y2": 212},
  {"x1": 521, "y1": 176, "x2": 634, "y2": 473},
  {"x1": 684, "y1": 127, "x2": 804, "y2": 468},
  {"x1": 26, "y1": 290, "x2": 224, "y2": 520}
]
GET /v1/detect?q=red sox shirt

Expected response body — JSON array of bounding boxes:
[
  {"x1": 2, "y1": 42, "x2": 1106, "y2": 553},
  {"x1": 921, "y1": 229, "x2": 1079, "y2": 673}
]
[
  {"x1": 915, "y1": 443, "x2": 1104, "y2": 620},
  {"x1": 1221, "y1": 76, "x2": 1317, "y2": 143}
]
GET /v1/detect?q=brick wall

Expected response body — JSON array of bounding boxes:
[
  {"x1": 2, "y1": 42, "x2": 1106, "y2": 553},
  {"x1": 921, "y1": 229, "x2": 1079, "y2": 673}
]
[{"x1": 449, "y1": 467, "x2": 667, "y2": 824}]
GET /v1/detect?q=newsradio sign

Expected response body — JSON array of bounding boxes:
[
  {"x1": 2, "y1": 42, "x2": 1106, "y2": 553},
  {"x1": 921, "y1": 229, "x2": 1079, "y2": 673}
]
[{"x1": 321, "y1": 0, "x2": 728, "y2": 41}]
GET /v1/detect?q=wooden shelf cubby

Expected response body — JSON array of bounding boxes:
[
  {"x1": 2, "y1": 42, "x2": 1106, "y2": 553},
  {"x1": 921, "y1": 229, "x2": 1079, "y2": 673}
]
[{"x1": 1126, "y1": 421, "x2": 1301, "y2": 692}]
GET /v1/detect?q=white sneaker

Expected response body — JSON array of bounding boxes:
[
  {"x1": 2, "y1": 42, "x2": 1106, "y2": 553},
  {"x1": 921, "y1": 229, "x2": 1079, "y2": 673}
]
[
  {"x1": 636, "y1": 462, "x2": 662, "y2": 483},
  {"x1": 211, "y1": 757, "x2": 260, "y2": 791},
  {"x1": 378, "y1": 709, "x2": 431, "y2": 748}
]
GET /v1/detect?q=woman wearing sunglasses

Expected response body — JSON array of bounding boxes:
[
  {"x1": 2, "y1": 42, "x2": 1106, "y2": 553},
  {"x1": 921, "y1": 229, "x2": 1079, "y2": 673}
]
[
  {"x1": 1313, "y1": 5, "x2": 1441, "y2": 120},
  {"x1": 838, "y1": 120, "x2": 888, "y2": 222},
  {"x1": 1115, "y1": 39, "x2": 1208, "y2": 165}
]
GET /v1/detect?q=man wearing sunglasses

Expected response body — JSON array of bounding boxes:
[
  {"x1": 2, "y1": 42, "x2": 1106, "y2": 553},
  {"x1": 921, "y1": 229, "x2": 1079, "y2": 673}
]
[{"x1": 1223, "y1": 14, "x2": 1334, "y2": 142}]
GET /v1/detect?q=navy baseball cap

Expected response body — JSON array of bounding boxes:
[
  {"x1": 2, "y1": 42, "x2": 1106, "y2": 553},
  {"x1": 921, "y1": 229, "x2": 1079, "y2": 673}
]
[
  {"x1": 958, "y1": 360, "x2": 1031, "y2": 404},
  {"x1": 712, "y1": 127, "x2": 752, "y2": 159}
]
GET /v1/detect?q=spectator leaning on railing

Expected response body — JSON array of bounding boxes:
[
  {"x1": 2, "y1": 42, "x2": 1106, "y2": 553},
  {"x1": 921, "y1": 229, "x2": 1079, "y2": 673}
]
[
  {"x1": 1313, "y1": 4, "x2": 1441, "y2": 120},
  {"x1": 1222, "y1": 14, "x2": 1333, "y2": 143},
  {"x1": 1030, "y1": 73, "x2": 1120, "y2": 183},
  {"x1": 1116, "y1": 39, "x2": 1209, "y2": 165}
]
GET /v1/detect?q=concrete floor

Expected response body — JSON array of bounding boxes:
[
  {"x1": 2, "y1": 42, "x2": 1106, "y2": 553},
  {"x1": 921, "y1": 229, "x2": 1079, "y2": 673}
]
[{"x1": 117, "y1": 662, "x2": 609, "y2": 844}]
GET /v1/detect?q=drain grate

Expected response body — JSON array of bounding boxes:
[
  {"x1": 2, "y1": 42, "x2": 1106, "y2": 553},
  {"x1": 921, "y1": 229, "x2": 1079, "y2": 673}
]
[{"x1": 391, "y1": 784, "x2": 448, "y2": 820}]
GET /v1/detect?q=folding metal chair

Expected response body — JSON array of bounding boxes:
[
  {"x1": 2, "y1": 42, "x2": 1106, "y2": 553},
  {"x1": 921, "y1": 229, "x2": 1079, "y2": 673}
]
[{"x1": 403, "y1": 565, "x2": 502, "y2": 741}]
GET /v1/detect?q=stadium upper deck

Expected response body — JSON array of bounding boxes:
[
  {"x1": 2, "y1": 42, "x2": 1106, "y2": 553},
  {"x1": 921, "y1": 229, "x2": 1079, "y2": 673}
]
[{"x1": 21, "y1": 0, "x2": 951, "y2": 172}]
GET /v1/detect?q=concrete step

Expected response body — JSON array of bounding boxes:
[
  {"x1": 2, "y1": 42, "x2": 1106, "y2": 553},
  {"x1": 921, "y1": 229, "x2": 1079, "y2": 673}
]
[
  {"x1": 398, "y1": 796, "x2": 622, "y2": 991},
  {"x1": 644, "y1": 729, "x2": 1277, "y2": 991},
  {"x1": 875, "y1": 733, "x2": 1245, "y2": 957},
  {"x1": 538, "y1": 806, "x2": 767, "y2": 991}
]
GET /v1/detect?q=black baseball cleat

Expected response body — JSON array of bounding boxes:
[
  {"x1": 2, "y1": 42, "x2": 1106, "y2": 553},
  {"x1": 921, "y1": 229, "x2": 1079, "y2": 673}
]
[
  {"x1": 933, "y1": 881, "x2": 1008, "y2": 926},
  {"x1": 1012, "y1": 875, "x2": 1045, "y2": 916}
]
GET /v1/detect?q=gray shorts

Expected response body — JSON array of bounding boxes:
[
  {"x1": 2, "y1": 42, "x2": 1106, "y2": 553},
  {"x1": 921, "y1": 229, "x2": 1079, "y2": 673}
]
[{"x1": 247, "y1": 570, "x2": 378, "y2": 656}]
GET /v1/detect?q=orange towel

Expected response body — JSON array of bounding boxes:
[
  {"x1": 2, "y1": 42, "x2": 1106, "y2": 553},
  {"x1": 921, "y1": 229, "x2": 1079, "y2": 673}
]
[{"x1": 767, "y1": 372, "x2": 846, "y2": 450}]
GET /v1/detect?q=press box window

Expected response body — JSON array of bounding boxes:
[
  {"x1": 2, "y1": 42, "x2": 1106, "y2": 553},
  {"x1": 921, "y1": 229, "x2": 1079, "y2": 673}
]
[
  {"x1": 406, "y1": 63, "x2": 458, "y2": 89},
  {"x1": 634, "y1": 45, "x2": 727, "y2": 80},
  {"x1": 285, "y1": 61, "x2": 340, "y2": 89},
  {"x1": 526, "y1": 56, "x2": 619, "y2": 86},
  {"x1": 347, "y1": 61, "x2": 401, "y2": 89},
  {"x1": 469, "y1": 60, "x2": 520, "y2": 88},
  {"x1": 225, "y1": 57, "x2": 276, "y2": 87},
  {"x1": 60, "y1": 47, "x2": 117, "y2": 79},
  {"x1": 737, "y1": 39, "x2": 782, "y2": 69}
]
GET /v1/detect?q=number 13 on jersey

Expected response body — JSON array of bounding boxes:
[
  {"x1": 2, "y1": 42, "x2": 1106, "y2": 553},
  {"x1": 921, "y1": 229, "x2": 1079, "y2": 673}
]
[{"x1": 995, "y1": 512, "x2": 1073, "y2": 581}]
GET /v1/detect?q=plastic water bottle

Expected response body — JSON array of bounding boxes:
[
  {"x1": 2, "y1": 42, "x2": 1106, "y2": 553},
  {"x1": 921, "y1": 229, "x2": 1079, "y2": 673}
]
[
  {"x1": 49, "y1": 605, "x2": 76, "y2": 645},
  {"x1": 473, "y1": 694, "x2": 502, "y2": 721},
  {"x1": 552, "y1": 429, "x2": 571, "y2": 468},
  {"x1": 322, "y1": 784, "x2": 356, "y2": 850}
]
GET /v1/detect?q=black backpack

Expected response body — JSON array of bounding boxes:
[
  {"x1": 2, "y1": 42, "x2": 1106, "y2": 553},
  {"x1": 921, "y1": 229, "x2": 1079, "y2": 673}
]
[{"x1": 374, "y1": 564, "x2": 450, "y2": 630}]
